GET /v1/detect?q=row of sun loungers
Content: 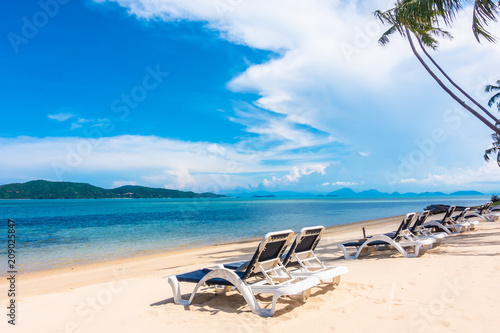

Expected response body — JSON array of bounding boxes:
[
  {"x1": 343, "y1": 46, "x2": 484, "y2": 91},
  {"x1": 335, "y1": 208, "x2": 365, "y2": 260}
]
[
  {"x1": 465, "y1": 201, "x2": 500, "y2": 222},
  {"x1": 167, "y1": 201, "x2": 497, "y2": 317}
]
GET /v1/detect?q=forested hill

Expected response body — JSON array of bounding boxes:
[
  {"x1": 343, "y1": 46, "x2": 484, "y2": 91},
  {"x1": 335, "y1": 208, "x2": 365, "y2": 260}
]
[{"x1": 0, "y1": 180, "x2": 225, "y2": 199}]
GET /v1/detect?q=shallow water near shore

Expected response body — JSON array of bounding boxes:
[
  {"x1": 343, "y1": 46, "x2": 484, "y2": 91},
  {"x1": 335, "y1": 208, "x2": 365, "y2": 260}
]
[{"x1": 0, "y1": 196, "x2": 490, "y2": 273}]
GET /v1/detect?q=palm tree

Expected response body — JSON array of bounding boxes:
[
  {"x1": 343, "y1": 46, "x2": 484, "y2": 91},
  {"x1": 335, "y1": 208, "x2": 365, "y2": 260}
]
[
  {"x1": 374, "y1": 1, "x2": 500, "y2": 135},
  {"x1": 485, "y1": 80, "x2": 500, "y2": 111}
]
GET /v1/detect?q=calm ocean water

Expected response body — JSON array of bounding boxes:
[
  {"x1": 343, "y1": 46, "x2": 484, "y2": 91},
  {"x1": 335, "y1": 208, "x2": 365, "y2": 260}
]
[{"x1": 0, "y1": 196, "x2": 491, "y2": 273}]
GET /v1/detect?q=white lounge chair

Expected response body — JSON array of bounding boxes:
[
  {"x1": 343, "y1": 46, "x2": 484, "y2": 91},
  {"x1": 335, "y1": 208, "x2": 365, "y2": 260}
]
[
  {"x1": 167, "y1": 230, "x2": 321, "y2": 317},
  {"x1": 423, "y1": 206, "x2": 471, "y2": 234},
  {"x1": 281, "y1": 226, "x2": 348, "y2": 284},
  {"x1": 466, "y1": 201, "x2": 500, "y2": 222},
  {"x1": 409, "y1": 211, "x2": 447, "y2": 246},
  {"x1": 225, "y1": 226, "x2": 348, "y2": 284},
  {"x1": 451, "y1": 207, "x2": 479, "y2": 230},
  {"x1": 337, "y1": 213, "x2": 434, "y2": 259}
]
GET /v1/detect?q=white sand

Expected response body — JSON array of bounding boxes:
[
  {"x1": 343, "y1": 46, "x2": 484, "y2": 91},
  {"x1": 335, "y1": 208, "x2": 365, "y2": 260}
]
[{"x1": 1, "y1": 215, "x2": 499, "y2": 332}]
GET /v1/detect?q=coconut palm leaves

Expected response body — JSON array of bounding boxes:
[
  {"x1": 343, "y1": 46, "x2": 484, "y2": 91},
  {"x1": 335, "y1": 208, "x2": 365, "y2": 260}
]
[
  {"x1": 484, "y1": 129, "x2": 500, "y2": 167},
  {"x1": 472, "y1": 0, "x2": 500, "y2": 42},
  {"x1": 486, "y1": 80, "x2": 500, "y2": 110},
  {"x1": 374, "y1": 1, "x2": 454, "y2": 49},
  {"x1": 375, "y1": 1, "x2": 500, "y2": 137},
  {"x1": 484, "y1": 81, "x2": 500, "y2": 166},
  {"x1": 375, "y1": 1, "x2": 498, "y2": 45}
]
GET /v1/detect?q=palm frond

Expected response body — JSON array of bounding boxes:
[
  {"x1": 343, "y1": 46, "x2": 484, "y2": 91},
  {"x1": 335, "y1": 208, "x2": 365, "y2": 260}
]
[
  {"x1": 379, "y1": 1, "x2": 498, "y2": 45},
  {"x1": 418, "y1": 31, "x2": 440, "y2": 48},
  {"x1": 485, "y1": 80, "x2": 500, "y2": 93},
  {"x1": 429, "y1": 27, "x2": 453, "y2": 40},
  {"x1": 484, "y1": 146, "x2": 498, "y2": 162},
  {"x1": 472, "y1": 0, "x2": 499, "y2": 43},
  {"x1": 378, "y1": 25, "x2": 400, "y2": 46},
  {"x1": 396, "y1": 0, "x2": 462, "y2": 27},
  {"x1": 487, "y1": 92, "x2": 500, "y2": 108}
]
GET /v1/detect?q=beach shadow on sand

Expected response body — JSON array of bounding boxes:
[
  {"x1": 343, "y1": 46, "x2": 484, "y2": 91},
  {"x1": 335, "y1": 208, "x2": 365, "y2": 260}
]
[
  {"x1": 430, "y1": 228, "x2": 500, "y2": 256},
  {"x1": 150, "y1": 284, "x2": 338, "y2": 317}
]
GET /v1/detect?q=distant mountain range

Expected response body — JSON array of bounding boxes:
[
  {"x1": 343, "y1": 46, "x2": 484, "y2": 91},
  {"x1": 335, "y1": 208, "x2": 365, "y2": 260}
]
[
  {"x1": 0, "y1": 180, "x2": 488, "y2": 200},
  {"x1": 322, "y1": 188, "x2": 484, "y2": 198},
  {"x1": 0, "y1": 180, "x2": 225, "y2": 199},
  {"x1": 226, "y1": 188, "x2": 485, "y2": 198}
]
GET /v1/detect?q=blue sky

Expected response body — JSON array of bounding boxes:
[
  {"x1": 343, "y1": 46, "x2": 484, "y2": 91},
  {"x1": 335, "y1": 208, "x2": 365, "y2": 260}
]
[{"x1": 1, "y1": 0, "x2": 500, "y2": 194}]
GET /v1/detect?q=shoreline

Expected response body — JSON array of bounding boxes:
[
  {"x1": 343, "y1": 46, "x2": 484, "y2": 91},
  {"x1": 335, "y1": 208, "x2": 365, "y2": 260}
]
[
  {"x1": 1, "y1": 213, "x2": 407, "y2": 299},
  {"x1": 6, "y1": 214, "x2": 407, "y2": 279}
]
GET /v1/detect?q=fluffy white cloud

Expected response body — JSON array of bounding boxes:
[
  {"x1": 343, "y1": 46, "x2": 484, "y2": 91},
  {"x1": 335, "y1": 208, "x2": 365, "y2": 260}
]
[
  {"x1": 399, "y1": 178, "x2": 417, "y2": 184},
  {"x1": 261, "y1": 164, "x2": 327, "y2": 187},
  {"x1": 48, "y1": 113, "x2": 75, "y2": 122},
  {"x1": 112, "y1": 180, "x2": 138, "y2": 188},
  {"x1": 421, "y1": 163, "x2": 500, "y2": 187}
]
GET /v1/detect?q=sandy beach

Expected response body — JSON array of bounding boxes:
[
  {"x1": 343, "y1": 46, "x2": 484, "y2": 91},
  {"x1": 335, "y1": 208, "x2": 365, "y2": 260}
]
[{"x1": 1, "y1": 214, "x2": 499, "y2": 333}]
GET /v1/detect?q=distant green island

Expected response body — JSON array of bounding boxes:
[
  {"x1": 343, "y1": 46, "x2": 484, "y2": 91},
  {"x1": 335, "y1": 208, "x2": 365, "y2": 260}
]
[{"x1": 0, "y1": 180, "x2": 226, "y2": 199}]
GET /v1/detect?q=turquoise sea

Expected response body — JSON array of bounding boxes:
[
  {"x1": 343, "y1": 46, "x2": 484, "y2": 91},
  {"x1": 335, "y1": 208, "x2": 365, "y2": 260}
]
[{"x1": 0, "y1": 196, "x2": 491, "y2": 273}]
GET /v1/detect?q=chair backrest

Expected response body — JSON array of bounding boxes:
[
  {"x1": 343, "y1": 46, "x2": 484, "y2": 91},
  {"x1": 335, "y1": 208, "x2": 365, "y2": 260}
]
[
  {"x1": 282, "y1": 226, "x2": 324, "y2": 266},
  {"x1": 441, "y1": 206, "x2": 456, "y2": 223},
  {"x1": 410, "y1": 211, "x2": 430, "y2": 233},
  {"x1": 479, "y1": 201, "x2": 492, "y2": 214},
  {"x1": 453, "y1": 207, "x2": 470, "y2": 220},
  {"x1": 241, "y1": 230, "x2": 295, "y2": 281},
  {"x1": 393, "y1": 213, "x2": 416, "y2": 239}
]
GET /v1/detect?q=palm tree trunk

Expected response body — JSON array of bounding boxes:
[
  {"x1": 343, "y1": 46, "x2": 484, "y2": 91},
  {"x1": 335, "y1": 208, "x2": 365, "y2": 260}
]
[
  {"x1": 416, "y1": 38, "x2": 499, "y2": 124},
  {"x1": 405, "y1": 27, "x2": 500, "y2": 135}
]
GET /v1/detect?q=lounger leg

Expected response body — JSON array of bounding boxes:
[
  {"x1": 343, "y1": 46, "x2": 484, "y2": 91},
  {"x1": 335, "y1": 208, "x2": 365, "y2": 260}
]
[
  {"x1": 332, "y1": 275, "x2": 341, "y2": 286},
  {"x1": 337, "y1": 244, "x2": 357, "y2": 260},
  {"x1": 413, "y1": 245, "x2": 420, "y2": 257},
  {"x1": 187, "y1": 268, "x2": 270, "y2": 317},
  {"x1": 265, "y1": 294, "x2": 278, "y2": 317},
  {"x1": 392, "y1": 243, "x2": 413, "y2": 258},
  {"x1": 168, "y1": 276, "x2": 190, "y2": 306}
]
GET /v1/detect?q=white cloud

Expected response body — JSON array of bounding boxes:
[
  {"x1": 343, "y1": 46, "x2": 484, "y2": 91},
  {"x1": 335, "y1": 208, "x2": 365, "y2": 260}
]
[
  {"x1": 165, "y1": 168, "x2": 197, "y2": 190},
  {"x1": 70, "y1": 123, "x2": 82, "y2": 130},
  {"x1": 332, "y1": 181, "x2": 358, "y2": 186},
  {"x1": 261, "y1": 164, "x2": 327, "y2": 188},
  {"x1": 48, "y1": 113, "x2": 75, "y2": 122},
  {"x1": 48, "y1": 112, "x2": 112, "y2": 131},
  {"x1": 399, "y1": 178, "x2": 417, "y2": 184},
  {"x1": 421, "y1": 163, "x2": 500, "y2": 186},
  {"x1": 321, "y1": 180, "x2": 359, "y2": 186},
  {"x1": 73, "y1": 118, "x2": 112, "y2": 130},
  {"x1": 112, "y1": 180, "x2": 138, "y2": 188}
]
